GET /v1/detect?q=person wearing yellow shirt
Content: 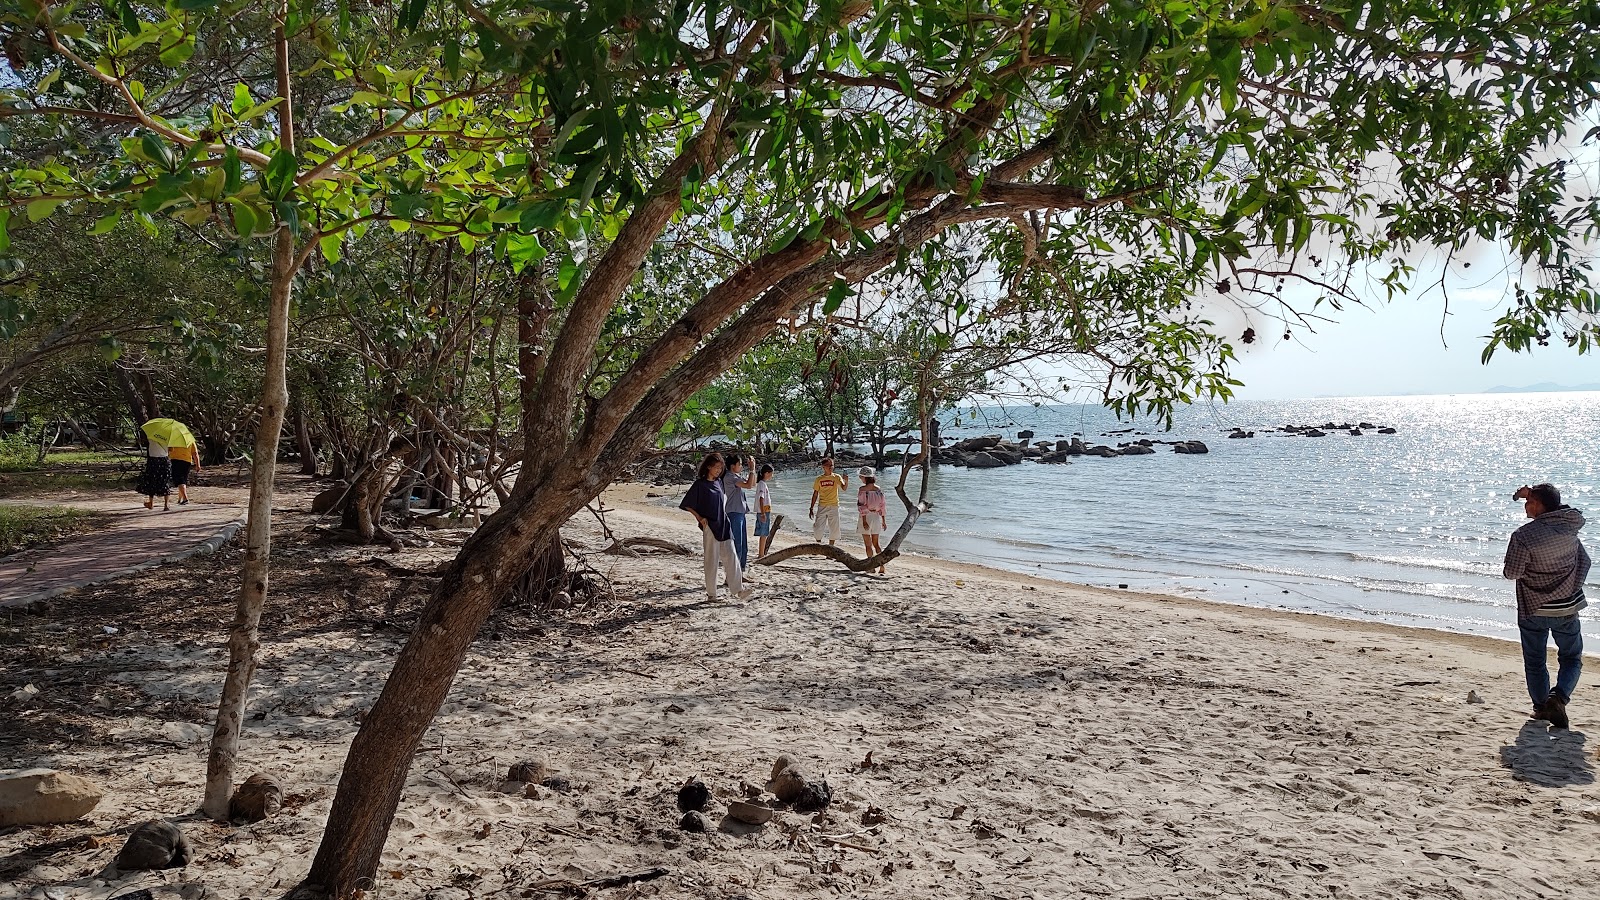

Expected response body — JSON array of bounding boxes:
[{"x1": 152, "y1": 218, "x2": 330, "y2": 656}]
[
  {"x1": 808, "y1": 457, "x2": 849, "y2": 546},
  {"x1": 169, "y1": 437, "x2": 202, "y2": 506}
]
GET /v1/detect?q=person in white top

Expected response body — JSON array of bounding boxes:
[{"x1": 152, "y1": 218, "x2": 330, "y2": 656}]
[
  {"x1": 753, "y1": 464, "x2": 776, "y2": 558},
  {"x1": 137, "y1": 439, "x2": 173, "y2": 511}
]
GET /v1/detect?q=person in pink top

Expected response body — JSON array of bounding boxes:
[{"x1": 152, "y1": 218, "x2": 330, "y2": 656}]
[{"x1": 856, "y1": 466, "x2": 888, "y2": 574}]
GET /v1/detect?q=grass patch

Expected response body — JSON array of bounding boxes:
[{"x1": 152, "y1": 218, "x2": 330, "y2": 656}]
[
  {"x1": 0, "y1": 505, "x2": 109, "y2": 556},
  {"x1": 43, "y1": 449, "x2": 134, "y2": 465},
  {"x1": 0, "y1": 470, "x2": 130, "y2": 498}
]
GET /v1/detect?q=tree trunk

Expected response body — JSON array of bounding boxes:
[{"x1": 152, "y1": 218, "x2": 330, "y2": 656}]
[
  {"x1": 201, "y1": 14, "x2": 296, "y2": 821},
  {"x1": 298, "y1": 491, "x2": 569, "y2": 897},
  {"x1": 295, "y1": 404, "x2": 318, "y2": 476},
  {"x1": 113, "y1": 364, "x2": 150, "y2": 433},
  {"x1": 340, "y1": 460, "x2": 389, "y2": 542}
]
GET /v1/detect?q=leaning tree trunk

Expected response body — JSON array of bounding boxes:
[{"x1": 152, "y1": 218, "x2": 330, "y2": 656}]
[
  {"x1": 297, "y1": 488, "x2": 572, "y2": 897},
  {"x1": 201, "y1": 15, "x2": 297, "y2": 821}
]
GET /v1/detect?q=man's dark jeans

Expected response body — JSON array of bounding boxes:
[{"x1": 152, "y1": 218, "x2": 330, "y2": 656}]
[{"x1": 1519, "y1": 614, "x2": 1583, "y2": 707}]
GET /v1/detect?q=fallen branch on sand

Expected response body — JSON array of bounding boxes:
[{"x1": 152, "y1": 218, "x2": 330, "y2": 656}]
[
  {"x1": 755, "y1": 541, "x2": 900, "y2": 571},
  {"x1": 601, "y1": 536, "x2": 692, "y2": 557},
  {"x1": 526, "y1": 866, "x2": 670, "y2": 895}
]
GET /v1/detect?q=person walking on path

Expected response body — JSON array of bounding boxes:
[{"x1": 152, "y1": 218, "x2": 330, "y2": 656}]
[
  {"x1": 857, "y1": 466, "x2": 888, "y2": 574},
  {"x1": 754, "y1": 464, "x2": 776, "y2": 559},
  {"x1": 169, "y1": 434, "x2": 202, "y2": 506},
  {"x1": 136, "y1": 438, "x2": 172, "y2": 511},
  {"x1": 808, "y1": 457, "x2": 849, "y2": 546},
  {"x1": 720, "y1": 454, "x2": 756, "y2": 571},
  {"x1": 680, "y1": 453, "x2": 753, "y2": 603},
  {"x1": 1505, "y1": 482, "x2": 1590, "y2": 729}
]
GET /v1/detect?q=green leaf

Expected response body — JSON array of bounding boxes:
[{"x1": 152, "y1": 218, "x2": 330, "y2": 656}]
[
  {"x1": 822, "y1": 278, "x2": 852, "y2": 315},
  {"x1": 236, "y1": 97, "x2": 284, "y2": 122},
  {"x1": 140, "y1": 133, "x2": 172, "y2": 169},
  {"x1": 35, "y1": 67, "x2": 60, "y2": 94},
  {"x1": 159, "y1": 36, "x2": 195, "y2": 67},
  {"x1": 505, "y1": 231, "x2": 546, "y2": 271},
  {"x1": 400, "y1": 0, "x2": 429, "y2": 31},
  {"x1": 264, "y1": 150, "x2": 297, "y2": 200},
  {"x1": 0, "y1": 209, "x2": 10, "y2": 254},
  {"x1": 117, "y1": 0, "x2": 141, "y2": 33},
  {"x1": 319, "y1": 233, "x2": 343, "y2": 263},
  {"x1": 232, "y1": 82, "x2": 253, "y2": 116},
  {"x1": 222, "y1": 147, "x2": 242, "y2": 194},
  {"x1": 25, "y1": 198, "x2": 62, "y2": 222},
  {"x1": 228, "y1": 201, "x2": 256, "y2": 237},
  {"x1": 88, "y1": 211, "x2": 120, "y2": 234}
]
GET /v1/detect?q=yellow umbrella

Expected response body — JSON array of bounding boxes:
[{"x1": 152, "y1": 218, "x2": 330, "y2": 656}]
[{"x1": 141, "y1": 417, "x2": 195, "y2": 448}]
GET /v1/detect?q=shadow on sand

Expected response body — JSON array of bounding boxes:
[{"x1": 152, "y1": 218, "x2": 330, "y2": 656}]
[{"x1": 1499, "y1": 720, "x2": 1595, "y2": 787}]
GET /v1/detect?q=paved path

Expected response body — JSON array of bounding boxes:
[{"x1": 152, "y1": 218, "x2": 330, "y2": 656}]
[{"x1": 0, "y1": 498, "x2": 245, "y2": 609}]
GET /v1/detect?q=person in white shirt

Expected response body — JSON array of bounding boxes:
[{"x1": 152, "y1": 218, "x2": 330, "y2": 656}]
[{"x1": 753, "y1": 464, "x2": 776, "y2": 558}]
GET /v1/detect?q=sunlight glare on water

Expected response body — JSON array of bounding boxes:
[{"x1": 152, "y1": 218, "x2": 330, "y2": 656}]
[{"x1": 759, "y1": 392, "x2": 1599, "y2": 641}]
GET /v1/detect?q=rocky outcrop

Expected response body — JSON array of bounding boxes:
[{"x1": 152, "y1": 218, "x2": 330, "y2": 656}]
[
  {"x1": 965, "y1": 451, "x2": 1008, "y2": 468},
  {"x1": 1119, "y1": 444, "x2": 1155, "y2": 455},
  {"x1": 1172, "y1": 441, "x2": 1209, "y2": 454},
  {"x1": 953, "y1": 436, "x2": 1002, "y2": 452}
]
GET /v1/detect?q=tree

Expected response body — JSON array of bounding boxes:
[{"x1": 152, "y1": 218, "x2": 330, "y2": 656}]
[
  {"x1": 290, "y1": 1, "x2": 1599, "y2": 895},
  {"x1": 0, "y1": 0, "x2": 553, "y2": 819}
]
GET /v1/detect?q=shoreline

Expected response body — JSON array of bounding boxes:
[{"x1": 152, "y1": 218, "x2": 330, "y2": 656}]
[{"x1": 601, "y1": 481, "x2": 1575, "y2": 659}]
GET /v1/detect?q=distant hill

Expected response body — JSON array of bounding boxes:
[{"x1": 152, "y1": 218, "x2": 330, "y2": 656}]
[{"x1": 1483, "y1": 382, "x2": 1600, "y2": 393}]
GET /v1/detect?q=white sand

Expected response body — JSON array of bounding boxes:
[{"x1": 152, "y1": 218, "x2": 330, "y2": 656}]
[{"x1": 5, "y1": 483, "x2": 1600, "y2": 899}]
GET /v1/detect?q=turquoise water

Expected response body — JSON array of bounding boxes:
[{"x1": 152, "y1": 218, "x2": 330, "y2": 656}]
[{"x1": 758, "y1": 392, "x2": 1599, "y2": 641}]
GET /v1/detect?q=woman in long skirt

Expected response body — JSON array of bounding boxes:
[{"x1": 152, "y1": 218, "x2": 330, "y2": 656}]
[{"x1": 137, "y1": 440, "x2": 173, "y2": 511}]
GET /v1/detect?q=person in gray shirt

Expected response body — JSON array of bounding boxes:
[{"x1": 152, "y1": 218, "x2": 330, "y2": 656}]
[
  {"x1": 1506, "y1": 482, "x2": 1591, "y2": 728},
  {"x1": 720, "y1": 455, "x2": 757, "y2": 571}
]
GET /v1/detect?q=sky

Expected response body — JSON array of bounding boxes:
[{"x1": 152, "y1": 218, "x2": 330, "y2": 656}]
[{"x1": 1224, "y1": 262, "x2": 1598, "y2": 400}]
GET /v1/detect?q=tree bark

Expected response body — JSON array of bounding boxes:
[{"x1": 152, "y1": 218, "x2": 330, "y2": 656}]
[
  {"x1": 298, "y1": 488, "x2": 573, "y2": 897},
  {"x1": 201, "y1": 11, "x2": 296, "y2": 821},
  {"x1": 295, "y1": 403, "x2": 318, "y2": 476},
  {"x1": 113, "y1": 363, "x2": 150, "y2": 432}
]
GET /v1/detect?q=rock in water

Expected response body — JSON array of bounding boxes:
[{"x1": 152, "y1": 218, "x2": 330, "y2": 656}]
[
  {"x1": 116, "y1": 819, "x2": 191, "y2": 870},
  {"x1": 507, "y1": 759, "x2": 550, "y2": 783},
  {"x1": 676, "y1": 777, "x2": 711, "y2": 813},
  {"x1": 0, "y1": 768, "x2": 104, "y2": 827},
  {"x1": 679, "y1": 810, "x2": 709, "y2": 832},
  {"x1": 228, "y1": 774, "x2": 283, "y2": 824}
]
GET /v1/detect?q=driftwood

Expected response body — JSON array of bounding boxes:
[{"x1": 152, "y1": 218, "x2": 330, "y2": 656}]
[
  {"x1": 602, "y1": 536, "x2": 692, "y2": 557},
  {"x1": 527, "y1": 866, "x2": 670, "y2": 896},
  {"x1": 756, "y1": 542, "x2": 900, "y2": 571}
]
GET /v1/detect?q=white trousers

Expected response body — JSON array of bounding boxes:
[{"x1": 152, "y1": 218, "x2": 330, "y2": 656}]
[
  {"x1": 813, "y1": 505, "x2": 841, "y2": 542},
  {"x1": 702, "y1": 528, "x2": 744, "y2": 600}
]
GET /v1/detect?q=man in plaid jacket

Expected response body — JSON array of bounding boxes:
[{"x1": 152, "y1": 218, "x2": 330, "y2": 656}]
[{"x1": 1506, "y1": 483, "x2": 1591, "y2": 729}]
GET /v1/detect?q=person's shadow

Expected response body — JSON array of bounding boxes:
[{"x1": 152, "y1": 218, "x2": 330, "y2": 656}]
[{"x1": 1500, "y1": 721, "x2": 1595, "y2": 787}]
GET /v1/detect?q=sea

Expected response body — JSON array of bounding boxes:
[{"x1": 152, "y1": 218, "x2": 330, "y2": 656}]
[{"x1": 757, "y1": 392, "x2": 1599, "y2": 642}]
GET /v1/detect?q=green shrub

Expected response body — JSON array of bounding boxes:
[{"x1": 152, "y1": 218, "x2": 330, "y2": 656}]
[{"x1": 0, "y1": 430, "x2": 40, "y2": 473}]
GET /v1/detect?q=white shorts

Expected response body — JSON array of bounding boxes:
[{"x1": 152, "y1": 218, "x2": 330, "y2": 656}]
[
  {"x1": 814, "y1": 505, "x2": 841, "y2": 542},
  {"x1": 860, "y1": 515, "x2": 883, "y2": 536}
]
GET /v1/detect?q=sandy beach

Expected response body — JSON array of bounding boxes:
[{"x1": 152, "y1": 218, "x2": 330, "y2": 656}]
[{"x1": 3, "y1": 479, "x2": 1599, "y2": 899}]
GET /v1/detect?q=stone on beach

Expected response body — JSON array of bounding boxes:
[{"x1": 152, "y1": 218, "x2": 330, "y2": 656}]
[
  {"x1": 0, "y1": 769, "x2": 104, "y2": 827},
  {"x1": 228, "y1": 773, "x2": 283, "y2": 824},
  {"x1": 116, "y1": 819, "x2": 191, "y2": 871}
]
